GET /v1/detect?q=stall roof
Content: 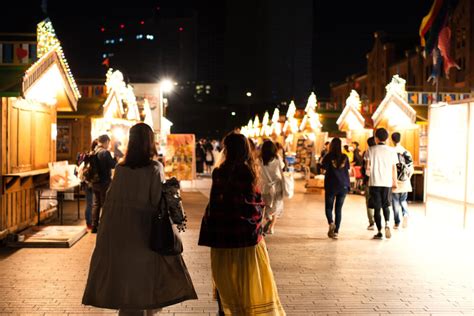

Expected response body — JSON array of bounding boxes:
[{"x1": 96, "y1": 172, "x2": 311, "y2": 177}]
[{"x1": 372, "y1": 92, "x2": 417, "y2": 127}]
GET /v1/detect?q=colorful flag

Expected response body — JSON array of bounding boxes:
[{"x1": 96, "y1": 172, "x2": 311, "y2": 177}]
[{"x1": 438, "y1": 26, "x2": 460, "y2": 78}]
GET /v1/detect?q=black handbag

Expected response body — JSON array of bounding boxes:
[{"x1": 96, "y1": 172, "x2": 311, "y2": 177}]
[{"x1": 150, "y1": 195, "x2": 183, "y2": 255}]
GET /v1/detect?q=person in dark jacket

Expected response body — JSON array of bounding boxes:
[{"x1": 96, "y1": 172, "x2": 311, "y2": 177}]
[
  {"x1": 321, "y1": 137, "x2": 350, "y2": 239},
  {"x1": 91, "y1": 134, "x2": 117, "y2": 233},
  {"x1": 198, "y1": 133, "x2": 285, "y2": 315}
]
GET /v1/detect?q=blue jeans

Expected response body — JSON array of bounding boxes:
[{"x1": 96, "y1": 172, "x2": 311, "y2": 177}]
[
  {"x1": 392, "y1": 192, "x2": 409, "y2": 225},
  {"x1": 85, "y1": 186, "x2": 93, "y2": 226},
  {"x1": 325, "y1": 189, "x2": 347, "y2": 233}
]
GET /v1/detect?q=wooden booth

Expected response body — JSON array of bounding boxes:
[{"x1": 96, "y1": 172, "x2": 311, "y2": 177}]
[
  {"x1": 0, "y1": 19, "x2": 80, "y2": 239},
  {"x1": 371, "y1": 75, "x2": 420, "y2": 164},
  {"x1": 337, "y1": 90, "x2": 373, "y2": 152}
]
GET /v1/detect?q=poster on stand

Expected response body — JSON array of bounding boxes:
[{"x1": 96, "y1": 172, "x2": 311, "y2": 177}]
[{"x1": 165, "y1": 134, "x2": 196, "y2": 181}]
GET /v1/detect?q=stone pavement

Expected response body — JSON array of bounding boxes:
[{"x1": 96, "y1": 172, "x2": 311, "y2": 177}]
[{"x1": 0, "y1": 180, "x2": 473, "y2": 315}]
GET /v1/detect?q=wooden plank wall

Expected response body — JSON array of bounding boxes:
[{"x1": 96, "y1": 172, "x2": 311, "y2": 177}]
[
  {"x1": 57, "y1": 118, "x2": 91, "y2": 164},
  {"x1": 0, "y1": 97, "x2": 57, "y2": 239}
]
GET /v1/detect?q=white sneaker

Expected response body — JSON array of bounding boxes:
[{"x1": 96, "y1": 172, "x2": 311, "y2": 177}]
[
  {"x1": 402, "y1": 216, "x2": 408, "y2": 228},
  {"x1": 367, "y1": 224, "x2": 375, "y2": 230}
]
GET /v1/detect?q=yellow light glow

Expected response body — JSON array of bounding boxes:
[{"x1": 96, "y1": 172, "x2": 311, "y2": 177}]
[
  {"x1": 305, "y1": 92, "x2": 317, "y2": 113},
  {"x1": 143, "y1": 99, "x2": 154, "y2": 129},
  {"x1": 51, "y1": 123, "x2": 57, "y2": 141},
  {"x1": 287, "y1": 101, "x2": 296, "y2": 118},
  {"x1": 24, "y1": 63, "x2": 63, "y2": 105}
]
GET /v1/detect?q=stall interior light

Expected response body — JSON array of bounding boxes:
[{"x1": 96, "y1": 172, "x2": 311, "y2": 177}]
[
  {"x1": 24, "y1": 63, "x2": 63, "y2": 106},
  {"x1": 51, "y1": 123, "x2": 57, "y2": 140}
]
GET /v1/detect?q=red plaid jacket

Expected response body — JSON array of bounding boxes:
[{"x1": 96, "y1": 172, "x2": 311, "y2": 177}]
[{"x1": 198, "y1": 164, "x2": 264, "y2": 248}]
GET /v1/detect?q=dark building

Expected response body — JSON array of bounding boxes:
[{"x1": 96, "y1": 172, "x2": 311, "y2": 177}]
[
  {"x1": 331, "y1": 0, "x2": 474, "y2": 117},
  {"x1": 225, "y1": 0, "x2": 313, "y2": 106},
  {"x1": 99, "y1": 8, "x2": 198, "y2": 83}
]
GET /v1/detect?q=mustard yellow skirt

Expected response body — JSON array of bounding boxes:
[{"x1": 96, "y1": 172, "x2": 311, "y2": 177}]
[{"x1": 211, "y1": 240, "x2": 286, "y2": 316}]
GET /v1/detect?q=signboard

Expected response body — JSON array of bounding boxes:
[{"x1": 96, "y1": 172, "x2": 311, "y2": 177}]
[
  {"x1": 427, "y1": 103, "x2": 468, "y2": 202},
  {"x1": 165, "y1": 134, "x2": 196, "y2": 181}
]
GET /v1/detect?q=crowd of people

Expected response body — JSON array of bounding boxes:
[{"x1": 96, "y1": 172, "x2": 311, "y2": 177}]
[
  {"x1": 195, "y1": 138, "x2": 221, "y2": 174},
  {"x1": 76, "y1": 124, "x2": 413, "y2": 315},
  {"x1": 319, "y1": 127, "x2": 414, "y2": 240}
]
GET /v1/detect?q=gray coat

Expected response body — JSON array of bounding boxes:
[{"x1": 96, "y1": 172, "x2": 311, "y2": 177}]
[{"x1": 82, "y1": 162, "x2": 197, "y2": 310}]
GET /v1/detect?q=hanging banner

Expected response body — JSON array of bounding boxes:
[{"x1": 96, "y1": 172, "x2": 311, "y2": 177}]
[{"x1": 165, "y1": 134, "x2": 196, "y2": 181}]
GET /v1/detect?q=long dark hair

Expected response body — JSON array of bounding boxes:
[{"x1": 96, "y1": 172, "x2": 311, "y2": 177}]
[
  {"x1": 218, "y1": 132, "x2": 259, "y2": 188},
  {"x1": 329, "y1": 137, "x2": 347, "y2": 167},
  {"x1": 120, "y1": 123, "x2": 157, "y2": 169},
  {"x1": 261, "y1": 140, "x2": 278, "y2": 166}
]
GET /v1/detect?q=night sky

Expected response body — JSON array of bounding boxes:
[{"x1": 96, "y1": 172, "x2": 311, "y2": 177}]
[{"x1": 1, "y1": 0, "x2": 433, "y2": 99}]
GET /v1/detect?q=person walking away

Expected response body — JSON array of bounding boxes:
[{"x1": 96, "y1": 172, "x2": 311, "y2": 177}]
[
  {"x1": 391, "y1": 132, "x2": 414, "y2": 229},
  {"x1": 366, "y1": 128, "x2": 399, "y2": 239},
  {"x1": 204, "y1": 141, "x2": 214, "y2": 174},
  {"x1": 77, "y1": 139, "x2": 99, "y2": 229},
  {"x1": 91, "y1": 134, "x2": 117, "y2": 234},
  {"x1": 83, "y1": 123, "x2": 197, "y2": 315},
  {"x1": 321, "y1": 138, "x2": 350, "y2": 239},
  {"x1": 198, "y1": 133, "x2": 285, "y2": 315},
  {"x1": 260, "y1": 140, "x2": 285, "y2": 235},
  {"x1": 195, "y1": 140, "x2": 205, "y2": 174},
  {"x1": 352, "y1": 141, "x2": 363, "y2": 167},
  {"x1": 361, "y1": 136, "x2": 376, "y2": 230}
]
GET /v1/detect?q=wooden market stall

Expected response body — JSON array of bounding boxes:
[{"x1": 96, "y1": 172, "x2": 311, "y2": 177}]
[
  {"x1": 0, "y1": 19, "x2": 80, "y2": 239},
  {"x1": 82, "y1": 68, "x2": 145, "y2": 160},
  {"x1": 371, "y1": 75, "x2": 420, "y2": 164},
  {"x1": 336, "y1": 90, "x2": 373, "y2": 152}
]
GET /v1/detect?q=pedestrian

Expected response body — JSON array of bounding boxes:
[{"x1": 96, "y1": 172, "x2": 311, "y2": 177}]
[
  {"x1": 195, "y1": 140, "x2": 205, "y2": 174},
  {"x1": 321, "y1": 138, "x2": 350, "y2": 239},
  {"x1": 198, "y1": 133, "x2": 285, "y2": 316},
  {"x1": 391, "y1": 132, "x2": 414, "y2": 229},
  {"x1": 366, "y1": 128, "x2": 399, "y2": 239},
  {"x1": 82, "y1": 123, "x2": 197, "y2": 315},
  {"x1": 317, "y1": 141, "x2": 330, "y2": 174},
  {"x1": 260, "y1": 140, "x2": 285, "y2": 235},
  {"x1": 352, "y1": 141, "x2": 363, "y2": 166},
  {"x1": 362, "y1": 136, "x2": 376, "y2": 230},
  {"x1": 91, "y1": 134, "x2": 117, "y2": 234},
  {"x1": 77, "y1": 139, "x2": 98, "y2": 230},
  {"x1": 343, "y1": 144, "x2": 354, "y2": 164},
  {"x1": 204, "y1": 140, "x2": 214, "y2": 174}
]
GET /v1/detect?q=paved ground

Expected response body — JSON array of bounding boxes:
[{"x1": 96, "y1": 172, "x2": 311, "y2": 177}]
[{"x1": 0, "y1": 180, "x2": 473, "y2": 315}]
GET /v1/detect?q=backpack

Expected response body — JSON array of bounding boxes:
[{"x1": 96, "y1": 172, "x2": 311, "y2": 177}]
[
  {"x1": 81, "y1": 151, "x2": 101, "y2": 184},
  {"x1": 396, "y1": 151, "x2": 413, "y2": 181}
]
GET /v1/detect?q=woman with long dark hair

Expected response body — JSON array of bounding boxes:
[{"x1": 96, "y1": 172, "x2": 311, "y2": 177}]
[
  {"x1": 260, "y1": 140, "x2": 284, "y2": 235},
  {"x1": 198, "y1": 132, "x2": 285, "y2": 315},
  {"x1": 321, "y1": 138, "x2": 350, "y2": 239},
  {"x1": 83, "y1": 123, "x2": 197, "y2": 315}
]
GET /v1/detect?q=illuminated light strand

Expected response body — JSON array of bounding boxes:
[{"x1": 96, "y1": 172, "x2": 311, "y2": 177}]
[{"x1": 36, "y1": 19, "x2": 81, "y2": 99}]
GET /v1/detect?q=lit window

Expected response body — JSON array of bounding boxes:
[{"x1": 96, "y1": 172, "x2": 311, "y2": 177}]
[{"x1": 231, "y1": 112, "x2": 236, "y2": 116}]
